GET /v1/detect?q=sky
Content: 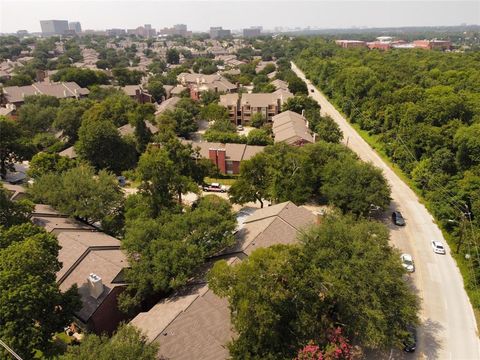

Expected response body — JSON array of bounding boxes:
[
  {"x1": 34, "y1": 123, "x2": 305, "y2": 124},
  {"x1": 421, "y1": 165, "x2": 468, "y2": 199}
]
[{"x1": 0, "y1": 0, "x2": 479, "y2": 33}]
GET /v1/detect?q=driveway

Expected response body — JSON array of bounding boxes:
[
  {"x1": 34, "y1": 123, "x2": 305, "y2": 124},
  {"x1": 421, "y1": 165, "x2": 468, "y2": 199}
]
[{"x1": 291, "y1": 62, "x2": 480, "y2": 360}]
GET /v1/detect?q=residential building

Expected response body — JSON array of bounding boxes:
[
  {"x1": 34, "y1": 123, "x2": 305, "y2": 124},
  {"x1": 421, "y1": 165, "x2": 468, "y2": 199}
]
[
  {"x1": 1, "y1": 81, "x2": 89, "y2": 109},
  {"x1": 68, "y1": 22, "x2": 82, "y2": 33},
  {"x1": 335, "y1": 40, "x2": 367, "y2": 49},
  {"x1": 243, "y1": 27, "x2": 262, "y2": 38},
  {"x1": 272, "y1": 111, "x2": 314, "y2": 146},
  {"x1": 177, "y1": 72, "x2": 237, "y2": 100},
  {"x1": 154, "y1": 96, "x2": 181, "y2": 117},
  {"x1": 130, "y1": 202, "x2": 317, "y2": 360},
  {"x1": 220, "y1": 92, "x2": 292, "y2": 126},
  {"x1": 121, "y1": 85, "x2": 153, "y2": 104},
  {"x1": 413, "y1": 39, "x2": 452, "y2": 50},
  {"x1": 210, "y1": 27, "x2": 231, "y2": 40},
  {"x1": 117, "y1": 120, "x2": 159, "y2": 137},
  {"x1": 185, "y1": 140, "x2": 264, "y2": 175},
  {"x1": 31, "y1": 205, "x2": 129, "y2": 334},
  {"x1": 40, "y1": 20, "x2": 69, "y2": 35}
]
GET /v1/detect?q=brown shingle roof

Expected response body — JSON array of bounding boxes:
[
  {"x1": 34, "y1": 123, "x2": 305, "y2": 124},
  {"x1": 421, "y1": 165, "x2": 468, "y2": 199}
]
[
  {"x1": 272, "y1": 111, "x2": 314, "y2": 145},
  {"x1": 130, "y1": 202, "x2": 315, "y2": 360},
  {"x1": 2, "y1": 81, "x2": 89, "y2": 104},
  {"x1": 117, "y1": 120, "x2": 159, "y2": 136}
]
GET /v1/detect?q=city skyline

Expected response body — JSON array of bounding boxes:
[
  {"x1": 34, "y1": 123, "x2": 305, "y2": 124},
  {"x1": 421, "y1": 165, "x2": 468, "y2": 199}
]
[{"x1": 1, "y1": 0, "x2": 479, "y2": 34}]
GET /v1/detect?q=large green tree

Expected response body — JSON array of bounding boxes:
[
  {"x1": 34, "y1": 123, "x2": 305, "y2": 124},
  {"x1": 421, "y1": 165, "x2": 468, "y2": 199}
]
[
  {"x1": 0, "y1": 116, "x2": 32, "y2": 178},
  {"x1": 0, "y1": 224, "x2": 80, "y2": 359},
  {"x1": 29, "y1": 165, "x2": 124, "y2": 225},
  {"x1": 209, "y1": 214, "x2": 419, "y2": 359}
]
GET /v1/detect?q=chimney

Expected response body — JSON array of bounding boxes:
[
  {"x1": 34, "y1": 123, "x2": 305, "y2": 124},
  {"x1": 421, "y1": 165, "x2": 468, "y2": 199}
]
[
  {"x1": 217, "y1": 148, "x2": 226, "y2": 174},
  {"x1": 87, "y1": 273, "x2": 104, "y2": 299},
  {"x1": 313, "y1": 210, "x2": 325, "y2": 225}
]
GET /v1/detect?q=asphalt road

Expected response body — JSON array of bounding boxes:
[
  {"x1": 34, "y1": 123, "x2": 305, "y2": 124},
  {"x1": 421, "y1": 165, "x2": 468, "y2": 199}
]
[{"x1": 291, "y1": 62, "x2": 480, "y2": 360}]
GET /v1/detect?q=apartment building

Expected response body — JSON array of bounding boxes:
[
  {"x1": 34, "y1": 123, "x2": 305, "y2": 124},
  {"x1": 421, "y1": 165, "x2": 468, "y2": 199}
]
[
  {"x1": 220, "y1": 91, "x2": 293, "y2": 126},
  {"x1": 177, "y1": 72, "x2": 237, "y2": 100}
]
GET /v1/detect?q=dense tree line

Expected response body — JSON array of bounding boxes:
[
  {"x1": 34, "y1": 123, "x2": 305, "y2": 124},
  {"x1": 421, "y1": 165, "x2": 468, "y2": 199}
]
[
  {"x1": 230, "y1": 141, "x2": 390, "y2": 216},
  {"x1": 295, "y1": 39, "x2": 480, "y2": 305}
]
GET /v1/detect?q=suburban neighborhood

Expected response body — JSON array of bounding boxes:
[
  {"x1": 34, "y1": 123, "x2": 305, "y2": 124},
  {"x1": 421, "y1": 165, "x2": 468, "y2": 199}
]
[{"x1": 1, "y1": 2, "x2": 480, "y2": 360}]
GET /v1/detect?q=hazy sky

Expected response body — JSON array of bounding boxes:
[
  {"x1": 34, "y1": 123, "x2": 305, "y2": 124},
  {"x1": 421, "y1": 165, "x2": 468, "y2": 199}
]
[{"x1": 1, "y1": 0, "x2": 479, "y2": 33}]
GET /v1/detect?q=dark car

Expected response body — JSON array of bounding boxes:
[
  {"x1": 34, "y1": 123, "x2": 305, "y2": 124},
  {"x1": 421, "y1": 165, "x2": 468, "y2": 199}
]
[
  {"x1": 310, "y1": 88, "x2": 314, "y2": 93},
  {"x1": 403, "y1": 326, "x2": 417, "y2": 352},
  {"x1": 392, "y1": 211, "x2": 406, "y2": 226}
]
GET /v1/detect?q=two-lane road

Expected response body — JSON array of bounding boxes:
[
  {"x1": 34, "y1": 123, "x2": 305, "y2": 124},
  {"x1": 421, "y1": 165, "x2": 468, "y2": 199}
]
[{"x1": 291, "y1": 62, "x2": 480, "y2": 359}]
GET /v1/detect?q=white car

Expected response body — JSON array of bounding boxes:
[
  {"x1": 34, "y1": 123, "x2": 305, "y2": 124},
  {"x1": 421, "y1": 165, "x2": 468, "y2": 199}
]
[
  {"x1": 431, "y1": 241, "x2": 446, "y2": 254},
  {"x1": 401, "y1": 253, "x2": 415, "y2": 272}
]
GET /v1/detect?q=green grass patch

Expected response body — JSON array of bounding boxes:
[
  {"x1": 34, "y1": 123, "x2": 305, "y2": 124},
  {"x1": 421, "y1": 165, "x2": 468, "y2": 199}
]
[{"x1": 205, "y1": 177, "x2": 237, "y2": 186}]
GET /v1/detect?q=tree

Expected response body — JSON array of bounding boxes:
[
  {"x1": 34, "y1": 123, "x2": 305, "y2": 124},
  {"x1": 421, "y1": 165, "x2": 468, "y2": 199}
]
[
  {"x1": 27, "y1": 152, "x2": 77, "y2": 179},
  {"x1": 112, "y1": 67, "x2": 144, "y2": 86},
  {"x1": 247, "y1": 128, "x2": 273, "y2": 146},
  {"x1": 17, "y1": 95, "x2": 59, "y2": 134},
  {"x1": 120, "y1": 195, "x2": 236, "y2": 311},
  {"x1": 288, "y1": 76, "x2": 308, "y2": 95},
  {"x1": 229, "y1": 154, "x2": 270, "y2": 208},
  {"x1": 295, "y1": 328, "x2": 353, "y2": 360},
  {"x1": 0, "y1": 185, "x2": 33, "y2": 227},
  {"x1": 50, "y1": 67, "x2": 109, "y2": 88},
  {"x1": 321, "y1": 157, "x2": 391, "y2": 216},
  {"x1": 282, "y1": 95, "x2": 320, "y2": 114},
  {"x1": 76, "y1": 117, "x2": 137, "y2": 173},
  {"x1": 53, "y1": 99, "x2": 92, "y2": 144},
  {"x1": 455, "y1": 123, "x2": 480, "y2": 171},
  {"x1": 59, "y1": 324, "x2": 158, "y2": 360},
  {"x1": 0, "y1": 116, "x2": 32, "y2": 178},
  {"x1": 146, "y1": 80, "x2": 166, "y2": 102},
  {"x1": 0, "y1": 224, "x2": 80, "y2": 359},
  {"x1": 251, "y1": 112, "x2": 266, "y2": 128},
  {"x1": 29, "y1": 165, "x2": 124, "y2": 225},
  {"x1": 166, "y1": 48, "x2": 180, "y2": 64},
  {"x1": 200, "y1": 103, "x2": 230, "y2": 123},
  {"x1": 314, "y1": 115, "x2": 343, "y2": 144},
  {"x1": 157, "y1": 108, "x2": 198, "y2": 138},
  {"x1": 82, "y1": 92, "x2": 138, "y2": 127},
  {"x1": 209, "y1": 214, "x2": 419, "y2": 359},
  {"x1": 200, "y1": 90, "x2": 221, "y2": 106}
]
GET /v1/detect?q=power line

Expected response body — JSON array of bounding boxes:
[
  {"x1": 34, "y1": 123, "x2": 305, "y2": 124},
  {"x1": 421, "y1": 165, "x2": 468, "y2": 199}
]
[{"x1": 0, "y1": 339, "x2": 23, "y2": 360}]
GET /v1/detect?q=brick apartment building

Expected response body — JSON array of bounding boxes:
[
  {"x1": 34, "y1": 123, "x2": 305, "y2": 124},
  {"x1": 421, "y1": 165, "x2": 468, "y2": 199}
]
[
  {"x1": 413, "y1": 39, "x2": 452, "y2": 50},
  {"x1": 220, "y1": 92, "x2": 292, "y2": 126}
]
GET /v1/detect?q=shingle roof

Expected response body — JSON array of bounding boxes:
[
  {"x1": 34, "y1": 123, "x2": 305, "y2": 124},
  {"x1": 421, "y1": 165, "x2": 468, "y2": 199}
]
[
  {"x1": 272, "y1": 111, "x2": 314, "y2": 145},
  {"x1": 130, "y1": 202, "x2": 314, "y2": 360},
  {"x1": 186, "y1": 140, "x2": 264, "y2": 162},
  {"x1": 219, "y1": 93, "x2": 239, "y2": 107},
  {"x1": 155, "y1": 96, "x2": 181, "y2": 116},
  {"x1": 241, "y1": 93, "x2": 279, "y2": 108},
  {"x1": 117, "y1": 120, "x2": 159, "y2": 136},
  {"x1": 31, "y1": 206, "x2": 127, "y2": 323},
  {"x1": 2, "y1": 81, "x2": 89, "y2": 104}
]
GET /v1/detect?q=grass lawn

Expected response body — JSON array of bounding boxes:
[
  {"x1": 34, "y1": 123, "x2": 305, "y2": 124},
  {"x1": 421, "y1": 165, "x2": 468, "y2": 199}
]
[{"x1": 205, "y1": 177, "x2": 237, "y2": 186}]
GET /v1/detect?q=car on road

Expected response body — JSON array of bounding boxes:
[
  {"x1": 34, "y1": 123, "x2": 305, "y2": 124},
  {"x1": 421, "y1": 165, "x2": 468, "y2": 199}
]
[
  {"x1": 431, "y1": 240, "x2": 446, "y2": 254},
  {"x1": 310, "y1": 88, "x2": 314, "y2": 93},
  {"x1": 401, "y1": 253, "x2": 415, "y2": 272},
  {"x1": 202, "y1": 182, "x2": 227, "y2": 193},
  {"x1": 403, "y1": 326, "x2": 417, "y2": 352},
  {"x1": 392, "y1": 211, "x2": 406, "y2": 226}
]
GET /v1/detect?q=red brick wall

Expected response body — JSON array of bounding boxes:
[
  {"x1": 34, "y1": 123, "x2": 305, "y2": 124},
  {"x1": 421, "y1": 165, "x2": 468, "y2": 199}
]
[
  {"x1": 217, "y1": 149, "x2": 226, "y2": 174},
  {"x1": 231, "y1": 161, "x2": 240, "y2": 174},
  {"x1": 88, "y1": 286, "x2": 128, "y2": 335}
]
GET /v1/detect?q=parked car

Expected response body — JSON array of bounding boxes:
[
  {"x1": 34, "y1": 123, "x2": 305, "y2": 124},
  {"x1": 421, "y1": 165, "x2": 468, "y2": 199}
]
[
  {"x1": 392, "y1": 211, "x2": 406, "y2": 226},
  {"x1": 403, "y1": 326, "x2": 417, "y2": 352},
  {"x1": 310, "y1": 88, "x2": 314, "y2": 93},
  {"x1": 431, "y1": 240, "x2": 446, "y2": 254},
  {"x1": 202, "y1": 182, "x2": 227, "y2": 193},
  {"x1": 236, "y1": 125, "x2": 244, "y2": 131},
  {"x1": 401, "y1": 253, "x2": 415, "y2": 273}
]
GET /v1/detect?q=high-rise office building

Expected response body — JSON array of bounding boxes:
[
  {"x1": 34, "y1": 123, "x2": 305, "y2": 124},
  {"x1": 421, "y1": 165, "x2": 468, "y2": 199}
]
[
  {"x1": 243, "y1": 27, "x2": 262, "y2": 38},
  {"x1": 68, "y1": 22, "x2": 82, "y2": 33},
  {"x1": 40, "y1": 20, "x2": 69, "y2": 35},
  {"x1": 210, "y1": 27, "x2": 231, "y2": 40}
]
